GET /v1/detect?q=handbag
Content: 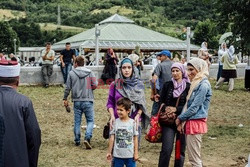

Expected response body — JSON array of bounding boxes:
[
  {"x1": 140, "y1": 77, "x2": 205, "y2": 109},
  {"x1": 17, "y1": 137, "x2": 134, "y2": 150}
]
[
  {"x1": 159, "y1": 96, "x2": 180, "y2": 126},
  {"x1": 103, "y1": 121, "x2": 110, "y2": 139},
  {"x1": 145, "y1": 108, "x2": 163, "y2": 143}
]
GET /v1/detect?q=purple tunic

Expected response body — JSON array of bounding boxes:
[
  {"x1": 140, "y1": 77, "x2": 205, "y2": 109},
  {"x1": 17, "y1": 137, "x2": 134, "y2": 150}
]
[{"x1": 106, "y1": 83, "x2": 139, "y2": 119}]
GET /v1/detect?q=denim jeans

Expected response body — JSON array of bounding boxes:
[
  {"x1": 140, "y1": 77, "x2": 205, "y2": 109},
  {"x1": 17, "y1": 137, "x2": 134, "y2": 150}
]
[
  {"x1": 151, "y1": 101, "x2": 159, "y2": 116},
  {"x1": 113, "y1": 157, "x2": 136, "y2": 167},
  {"x1": 73, "y1": 101, "x2": 94, "y2": 144},
  {"x1": 217, "y1": 64, "x2": 223, "y2": 81},
  {"x1": 61, "y1": 62, "x2": 72, "y2": 83},
  {"x1": 158, "y1": 126, "x2": 186, "y2": 167}
]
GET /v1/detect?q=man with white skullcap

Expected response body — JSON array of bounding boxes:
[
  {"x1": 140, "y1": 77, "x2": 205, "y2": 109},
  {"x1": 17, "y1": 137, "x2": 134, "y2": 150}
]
[
  {"x1": 128, "y1": 54, "x2": 140, "y2": 78},
  {"x1": 0, "y1": 60, "x2": 41, "y2": 167}
]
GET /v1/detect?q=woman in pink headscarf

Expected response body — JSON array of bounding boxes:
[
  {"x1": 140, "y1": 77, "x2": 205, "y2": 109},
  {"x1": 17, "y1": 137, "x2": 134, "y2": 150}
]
[{"x1": 158, "y1": 62, "x2": 190, "y2": 167}]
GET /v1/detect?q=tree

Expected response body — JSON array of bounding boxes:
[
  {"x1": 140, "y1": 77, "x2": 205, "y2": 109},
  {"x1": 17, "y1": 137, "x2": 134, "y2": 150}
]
[
  {"x1": 9, "y1": 19, "x2": 43, "y2": 46},
  {"x1": 0, "y1": 21, "x2": 19, "y2": 54},
  {"x1": 192, "y1": 19, "x2": 219, "y2": 49},
  {"x1": 215, "y1": 0, "x2": 250, "y2": 55}
]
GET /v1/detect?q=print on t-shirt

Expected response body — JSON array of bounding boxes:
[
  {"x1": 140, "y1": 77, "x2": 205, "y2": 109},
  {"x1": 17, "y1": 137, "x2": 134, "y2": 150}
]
[{"x1": 115, "y1": 126, "x2": 133, "y2": 149}]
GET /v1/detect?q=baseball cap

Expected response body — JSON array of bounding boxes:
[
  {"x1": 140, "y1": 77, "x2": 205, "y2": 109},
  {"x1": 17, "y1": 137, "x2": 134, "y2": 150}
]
[{"x1": 157, "y1": 50, "x2": 171, "y2": 58}]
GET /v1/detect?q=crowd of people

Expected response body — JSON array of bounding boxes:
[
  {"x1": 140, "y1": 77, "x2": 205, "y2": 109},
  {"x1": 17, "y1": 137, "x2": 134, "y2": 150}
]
[{"x1": 0, "y1": 40, "x2": 241, "y2": 167}]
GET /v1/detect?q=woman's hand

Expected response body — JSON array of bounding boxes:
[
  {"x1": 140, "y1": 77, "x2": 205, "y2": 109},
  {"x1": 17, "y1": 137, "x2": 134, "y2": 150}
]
[
  {"x1": 175, "y1": 118, "x2": 181, "y2": 126},
  {"x1": 154, "y1": 94, "x2": 160, "y2": 102},
  {"x1": 165, "y1": 106, "x2": 176, "y2": 113},
  {"x1": 177, "y1": 124, "x2": 183, "y2": 134},
  {"x1": 134, "y1": 110, "x2": 142, "y2": 130},
  {"x1": 150, "y1": 94, "x2": 155, "y2": 101},
  {"x1": 109, "y1": 115, "x2": 115, "y2": 130}
]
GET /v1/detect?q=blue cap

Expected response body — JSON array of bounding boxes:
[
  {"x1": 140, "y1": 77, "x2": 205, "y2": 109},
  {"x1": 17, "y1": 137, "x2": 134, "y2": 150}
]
[{"x1": 157, "y1": 50, "x2": 171, "y2": 58}]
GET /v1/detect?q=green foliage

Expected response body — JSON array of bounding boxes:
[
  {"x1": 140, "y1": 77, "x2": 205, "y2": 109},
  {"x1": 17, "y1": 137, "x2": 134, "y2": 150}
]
[
  {"x1": 0, "y1": 21, "x2": 19, "y2": 53},
  {"x1": 193, "y1": 19, "x2": 219, "y2": 49},
  {"x1": 215, "y1": 0, "x2": 250, "y2": 56},
  {"x1": 8, "y1": 19, "x2": 78, "y2": 47},
  {"x1": 0, "y1": 0, "x2": 222, "y2": 46}
]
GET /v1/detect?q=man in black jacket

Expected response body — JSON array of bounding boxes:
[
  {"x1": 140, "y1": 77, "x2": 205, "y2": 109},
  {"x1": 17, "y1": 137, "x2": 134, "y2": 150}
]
[{"x1": 0, "y1": 60, "x2": 41, "y2": 167}]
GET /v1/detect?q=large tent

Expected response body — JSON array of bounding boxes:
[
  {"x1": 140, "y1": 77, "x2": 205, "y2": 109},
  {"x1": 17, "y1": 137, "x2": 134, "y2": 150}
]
[{"x1": 53, "y1": 14, "x2": 199, "y2": 52}]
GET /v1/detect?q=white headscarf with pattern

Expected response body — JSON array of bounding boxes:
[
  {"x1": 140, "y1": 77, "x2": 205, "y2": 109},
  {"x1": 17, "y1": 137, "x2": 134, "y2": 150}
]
[{"x1": 228, "y1": 45, "x2": 236, "y2": 63}]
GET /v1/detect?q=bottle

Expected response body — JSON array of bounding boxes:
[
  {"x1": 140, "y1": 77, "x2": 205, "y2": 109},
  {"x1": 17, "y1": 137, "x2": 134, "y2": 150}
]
[{"x1": 65, "y1": 106, "x2": 71, "y2": 113}]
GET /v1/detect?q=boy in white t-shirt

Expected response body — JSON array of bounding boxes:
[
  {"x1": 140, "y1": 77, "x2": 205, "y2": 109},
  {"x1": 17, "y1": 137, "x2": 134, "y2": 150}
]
[{"x1": 107, "y1": 97, "x2": 139, "y2": 167}]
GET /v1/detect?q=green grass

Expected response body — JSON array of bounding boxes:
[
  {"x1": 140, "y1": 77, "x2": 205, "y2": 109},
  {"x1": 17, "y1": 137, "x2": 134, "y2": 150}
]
[
  {"x1": 0, "y1": 9, "x2": 26, "y2": 21},
  {"x1": 39, "y1": 23, "x2": 85, "y2": 33},
  {"x1": 91, "y1": 6, "x2": 136, "y2": 15},
  {"x1": 17, "y1": 79, "x2": 250, "y2": 167}
]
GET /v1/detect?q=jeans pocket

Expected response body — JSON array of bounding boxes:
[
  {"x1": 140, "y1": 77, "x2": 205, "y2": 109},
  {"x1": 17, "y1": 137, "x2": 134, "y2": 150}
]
[{"x1": 74, "y1": 102, "x2": 81, "y2": 110}]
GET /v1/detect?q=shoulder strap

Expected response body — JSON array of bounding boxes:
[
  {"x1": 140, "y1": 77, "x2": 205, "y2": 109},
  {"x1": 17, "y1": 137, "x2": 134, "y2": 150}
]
[{"x1": 175, "y1": 96, "x2": 181, "y2": 107}]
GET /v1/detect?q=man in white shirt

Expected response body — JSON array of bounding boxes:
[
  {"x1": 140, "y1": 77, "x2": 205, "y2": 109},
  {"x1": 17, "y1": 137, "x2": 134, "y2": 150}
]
[{"x1": 41, "y1": 42, "x2": 55, "y2": 88}]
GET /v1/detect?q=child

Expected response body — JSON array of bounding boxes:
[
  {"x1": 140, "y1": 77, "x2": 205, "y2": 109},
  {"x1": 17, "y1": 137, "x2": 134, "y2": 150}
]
[{"x1": 107, "y1": 97, "x2": 139, "y2": 167}]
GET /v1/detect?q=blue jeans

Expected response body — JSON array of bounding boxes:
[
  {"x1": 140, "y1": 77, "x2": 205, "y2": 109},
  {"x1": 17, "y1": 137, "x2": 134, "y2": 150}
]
[
  {"x1": 61, "y1": 62, "x2": 72, "y2": 83},
  {"x1": 217, "y1": 64, "x2": 223, "y2": 81},
  {"x1": 113, "y1": 157, "x2": 136, "y2": 167},
  {"x1": 73, "y1": 101, "x2": 94, "y2": 143},
  {"x1": 151, "y1": 101, "x2": 159, "y2": 116}
]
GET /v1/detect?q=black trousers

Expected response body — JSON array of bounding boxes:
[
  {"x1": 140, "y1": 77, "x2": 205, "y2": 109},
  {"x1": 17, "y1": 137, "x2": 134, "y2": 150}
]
[
  {"x1": 245, "y1": 69, "x2": 250, "y2": 89},
  {"x1": 158, "y1": 126, "x2": 186, "y2": 167}
]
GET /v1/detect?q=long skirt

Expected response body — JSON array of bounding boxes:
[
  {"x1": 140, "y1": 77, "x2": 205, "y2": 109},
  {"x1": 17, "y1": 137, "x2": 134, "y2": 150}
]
[{"x1": 221, "y1": 69, "x2": 237, "y2": 79}]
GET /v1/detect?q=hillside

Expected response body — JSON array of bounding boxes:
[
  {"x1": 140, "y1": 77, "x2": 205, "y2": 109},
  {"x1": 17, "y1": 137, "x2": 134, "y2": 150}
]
[
  {"x1": 0, "y1": 0, "x2": 219, "y2": 48},
  {"x1": 0, "y1": 9, "x2": 26, "y2": 21},
  {"x1": 39, "y1": 23, "x2": 85, "y2": 32},
  {"x1": 0, "y1": 0, "x2": 216, "y2": 33}
]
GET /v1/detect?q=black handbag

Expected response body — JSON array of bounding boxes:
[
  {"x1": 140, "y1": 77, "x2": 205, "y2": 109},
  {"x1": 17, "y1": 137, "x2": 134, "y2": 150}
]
[{"x1": 103, "y1": 121, "x2": 110, "y2": 139}]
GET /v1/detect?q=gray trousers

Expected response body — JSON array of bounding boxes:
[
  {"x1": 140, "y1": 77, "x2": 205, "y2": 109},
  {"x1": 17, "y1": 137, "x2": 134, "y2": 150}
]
[{"x1": 41, "y1": 64, "x2": 53, "y2": 85}]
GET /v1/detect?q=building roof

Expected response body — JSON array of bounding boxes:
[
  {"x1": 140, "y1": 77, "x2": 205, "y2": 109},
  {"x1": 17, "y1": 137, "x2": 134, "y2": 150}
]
[
  {"x1": 53, "y1": 14, "x2": 199, "y2": 51},
  {"x1": 99, "y1": 14, "x2": 134, "y2": 24},
  {"x1": 18, "y1": 47, "x2": 44, "y2": 52}
]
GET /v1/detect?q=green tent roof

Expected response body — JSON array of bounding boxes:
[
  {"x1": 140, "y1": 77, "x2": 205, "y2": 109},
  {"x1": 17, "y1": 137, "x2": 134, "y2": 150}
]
[{"x1": 53, "y1": 14, "x2": 199, "y2": 51}]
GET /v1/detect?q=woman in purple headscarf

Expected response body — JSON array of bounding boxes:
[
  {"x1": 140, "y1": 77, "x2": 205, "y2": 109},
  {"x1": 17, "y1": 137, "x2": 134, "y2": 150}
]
[{"x1": 158, "y1": 62, "x2": 190, "y2": 167}]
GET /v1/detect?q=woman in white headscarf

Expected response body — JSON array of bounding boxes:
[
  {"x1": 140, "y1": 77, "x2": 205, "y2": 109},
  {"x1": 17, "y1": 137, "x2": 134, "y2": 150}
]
[
  {"x1": 215, "y1": 45, "x2": 239, "y2": 91},
  {"x1": 217, "y1": 42, "x2": 228, "y2": 81},
  {"x1": 175, "y1": 58, "x2": 212, "y2": 167},
  {"x1": 198, "y1": 42, "x2": 212, "y2": 67}
]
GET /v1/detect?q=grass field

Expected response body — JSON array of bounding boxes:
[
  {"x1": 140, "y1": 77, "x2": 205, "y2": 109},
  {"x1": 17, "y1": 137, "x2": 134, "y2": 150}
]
[
  {"x1": 39, "y1": 23, "x2": 85, "y2": 32},
  {"x1": 91, "y1": 6, "x2": 135, "y2": 15},
  {"x1": 0, "y1": 9, "x2": 26, "y2": 21},
  {"x1": 17, "y1": 79, "x2": 250, "y2": 167}
]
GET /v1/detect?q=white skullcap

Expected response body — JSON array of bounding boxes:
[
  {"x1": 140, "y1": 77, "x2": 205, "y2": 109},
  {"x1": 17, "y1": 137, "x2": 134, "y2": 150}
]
[
  {"x1": 0, "y1": 61, "x2": 20, "y2": 77},
  {"x1": 128, "y1": 54, "x2": 139, "y2": 64}
]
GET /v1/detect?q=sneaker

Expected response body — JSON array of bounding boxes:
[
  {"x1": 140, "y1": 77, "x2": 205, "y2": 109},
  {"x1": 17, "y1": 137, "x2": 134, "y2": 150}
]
[
  {"x1": 83, "y1": 139, "x2": 92, "y2": 149},
  {"x1": 75, "y1": 142, "x2": 80, "y2": 146}
]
